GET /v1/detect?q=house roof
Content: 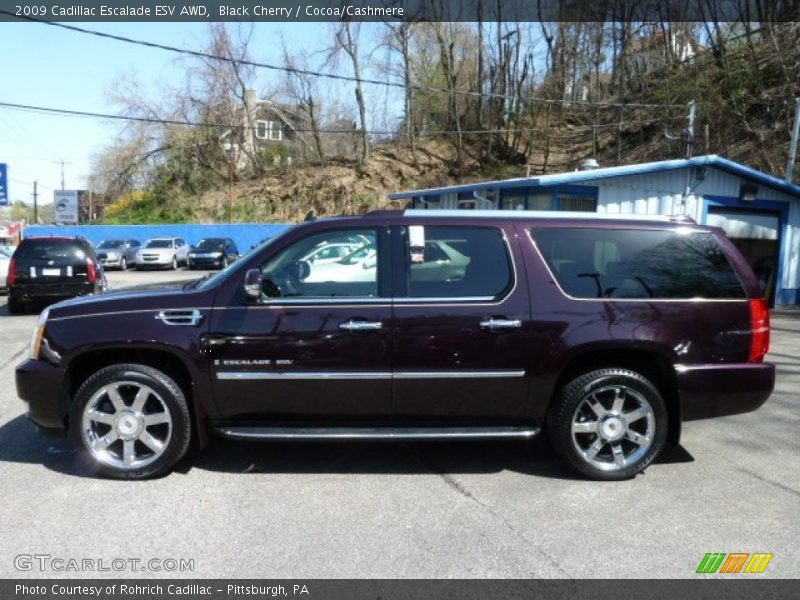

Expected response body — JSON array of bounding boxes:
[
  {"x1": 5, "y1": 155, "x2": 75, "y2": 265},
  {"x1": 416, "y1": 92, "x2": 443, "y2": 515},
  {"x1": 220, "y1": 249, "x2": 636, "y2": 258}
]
[{"x1": 388, "y1": 155, "x2": 800, "y2": 200}]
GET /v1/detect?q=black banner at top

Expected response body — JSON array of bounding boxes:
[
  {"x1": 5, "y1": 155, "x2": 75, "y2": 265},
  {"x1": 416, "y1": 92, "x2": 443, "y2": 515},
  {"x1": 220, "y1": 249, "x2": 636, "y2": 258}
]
[{"x1": 2, "y1": 0, "x2": 800, "y2": 23}]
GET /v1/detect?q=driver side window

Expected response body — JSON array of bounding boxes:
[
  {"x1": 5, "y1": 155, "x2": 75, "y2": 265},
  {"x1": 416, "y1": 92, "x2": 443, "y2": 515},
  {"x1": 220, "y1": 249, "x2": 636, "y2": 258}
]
[{"x1": 260, "y1": 228, "x2": 379, "y2": 299}]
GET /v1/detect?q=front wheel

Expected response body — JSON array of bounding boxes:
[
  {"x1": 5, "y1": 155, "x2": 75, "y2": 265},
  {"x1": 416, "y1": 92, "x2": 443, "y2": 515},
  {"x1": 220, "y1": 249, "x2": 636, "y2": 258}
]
[
  {"x1": 546, "y1": 368, "x2": 668, "y2": 480},
  {"x1": 70, "y1": 364, "x2": 192, "y2": 479},
  {"x1": 120, "y1": 257, "x2": 128, "y2": 271},
  {"x1": 170, "y1": 256, "x2": 178, "y2": 270}
]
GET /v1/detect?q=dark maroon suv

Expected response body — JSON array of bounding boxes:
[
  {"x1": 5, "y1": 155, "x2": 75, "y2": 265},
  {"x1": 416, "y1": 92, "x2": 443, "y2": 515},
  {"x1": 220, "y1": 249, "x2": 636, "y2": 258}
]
[{"x1": 15, "y1": 210, "x2": 774, "y2": 480}]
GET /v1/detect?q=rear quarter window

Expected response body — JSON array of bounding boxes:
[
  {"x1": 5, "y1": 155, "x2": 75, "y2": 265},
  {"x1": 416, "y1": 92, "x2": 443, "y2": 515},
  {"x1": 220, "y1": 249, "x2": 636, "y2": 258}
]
[{"x1": 531, "y1": 227, "x2": 746, "y2": 300}]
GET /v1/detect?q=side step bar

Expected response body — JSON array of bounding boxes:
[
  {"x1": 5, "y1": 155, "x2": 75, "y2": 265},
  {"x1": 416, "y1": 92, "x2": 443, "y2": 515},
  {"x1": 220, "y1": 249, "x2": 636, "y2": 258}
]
[{"x1": 214, "y1": 426, "x2": 540, "y2": 442}]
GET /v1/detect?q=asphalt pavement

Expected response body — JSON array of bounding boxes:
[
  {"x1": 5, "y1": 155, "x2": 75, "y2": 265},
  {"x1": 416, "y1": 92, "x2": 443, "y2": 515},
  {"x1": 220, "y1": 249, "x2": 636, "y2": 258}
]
[{"x1": 0, "y1": 269, "x2": 797, "y2": 578}]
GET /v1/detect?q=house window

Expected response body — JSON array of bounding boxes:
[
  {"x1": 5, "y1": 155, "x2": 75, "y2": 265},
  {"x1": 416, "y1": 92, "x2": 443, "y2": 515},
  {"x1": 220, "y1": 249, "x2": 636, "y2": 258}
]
[{"x1": 255, "y1": 120, "x2": 282, "y2": 141}]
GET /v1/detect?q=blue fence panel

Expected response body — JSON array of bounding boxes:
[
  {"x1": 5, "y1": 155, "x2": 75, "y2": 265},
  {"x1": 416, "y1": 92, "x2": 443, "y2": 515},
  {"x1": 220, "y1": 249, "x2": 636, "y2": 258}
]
[{"x1": 22, "y1": 223, "x2": 291, "y2": 253}]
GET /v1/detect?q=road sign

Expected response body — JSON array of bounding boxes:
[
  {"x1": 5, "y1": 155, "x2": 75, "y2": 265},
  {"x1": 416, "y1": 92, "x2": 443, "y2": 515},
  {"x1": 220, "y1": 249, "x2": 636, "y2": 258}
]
[
  {"x1": 54, "y1": 190, "x2": 80, "y2": 224},
  {"x1": 0, "y1": 164, "x2": 7, "y2": 206}
]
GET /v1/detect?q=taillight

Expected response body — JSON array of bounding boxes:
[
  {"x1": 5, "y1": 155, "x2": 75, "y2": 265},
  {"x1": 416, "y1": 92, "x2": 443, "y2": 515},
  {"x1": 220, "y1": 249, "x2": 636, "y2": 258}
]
[
  {"x1": 6, "y1": 257, "x2": 15, "y2": 286},
  {"x1": 86, "y1": 260, "x2": 97, "y2": 284},
  {"x1": 748, "y1": 297, "x2": 770, "y2": 363}
]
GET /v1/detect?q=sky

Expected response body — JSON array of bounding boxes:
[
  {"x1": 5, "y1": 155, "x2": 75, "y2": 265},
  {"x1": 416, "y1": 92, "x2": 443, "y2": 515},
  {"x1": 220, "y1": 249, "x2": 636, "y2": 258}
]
[{"x1": 0, "y1": 20, "x2": 390, "y2": 208}]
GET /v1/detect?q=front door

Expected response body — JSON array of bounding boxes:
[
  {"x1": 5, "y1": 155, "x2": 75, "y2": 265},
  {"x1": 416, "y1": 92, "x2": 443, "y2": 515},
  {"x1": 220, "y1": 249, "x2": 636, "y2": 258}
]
[
  {"x1": 208, "y1": 226, "x2": 393, "y2": 420},
  {"x1": 391, "y1": 223, "x2": 532, "y2": 421}
]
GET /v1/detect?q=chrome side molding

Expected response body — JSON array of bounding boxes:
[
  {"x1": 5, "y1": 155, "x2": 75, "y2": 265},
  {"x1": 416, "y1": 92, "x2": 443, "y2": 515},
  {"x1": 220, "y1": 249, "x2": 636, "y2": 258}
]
[{"x1": 214, "y1": 425, "x2": 541, "y2": 441}]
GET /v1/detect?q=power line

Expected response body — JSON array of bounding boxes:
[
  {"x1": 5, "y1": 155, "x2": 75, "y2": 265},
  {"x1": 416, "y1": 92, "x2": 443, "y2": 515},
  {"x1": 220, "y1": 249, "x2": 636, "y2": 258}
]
[
  {"x1": 0, "y1": 99, "x2": 685, "y2": 136},
  {"x1": 0, "y1": 9, "x2": 685, "y2": 111}
]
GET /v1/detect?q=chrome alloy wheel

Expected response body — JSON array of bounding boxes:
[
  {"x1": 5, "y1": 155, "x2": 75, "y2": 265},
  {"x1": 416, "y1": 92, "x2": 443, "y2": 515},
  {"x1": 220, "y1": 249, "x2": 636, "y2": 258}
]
[
  {"x1": 570, "y1": 385, "x2": 655, "y2": 472},
  {"x1": 81, "y1": 381, "x2": 172, "y2": 470}
]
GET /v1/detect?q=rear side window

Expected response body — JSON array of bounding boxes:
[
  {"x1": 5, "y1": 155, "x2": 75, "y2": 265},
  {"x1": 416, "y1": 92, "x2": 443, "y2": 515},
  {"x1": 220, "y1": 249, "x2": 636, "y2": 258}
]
[
  {"x1": 532, "y1": 228, "x2": 745, "y2": 299},
  {"x1": 406, "y1": 226, "x2": 513, "y2": 299}
]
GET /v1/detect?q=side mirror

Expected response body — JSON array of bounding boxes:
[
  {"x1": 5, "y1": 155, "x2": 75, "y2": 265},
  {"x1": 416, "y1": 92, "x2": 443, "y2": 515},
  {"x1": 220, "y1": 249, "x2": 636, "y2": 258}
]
[{"x1": 243, "y1": 268, "x2": 262, "y2": 300}]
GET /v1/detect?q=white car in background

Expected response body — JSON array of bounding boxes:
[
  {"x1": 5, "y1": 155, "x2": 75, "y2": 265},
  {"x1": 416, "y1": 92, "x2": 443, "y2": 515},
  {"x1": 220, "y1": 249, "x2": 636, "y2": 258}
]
[
  {"x1": 135, "y1": 237, "x2": 189, "y2": 270},
  {"x1": 0, "y1": 247, "x2": 12, "y2": 294},
  {"x1": 305, "y1": 244, "x2": 377, "y2": 283},
  {"x1": 301, "y1": 242, "x2": 360, "y2": 266}
]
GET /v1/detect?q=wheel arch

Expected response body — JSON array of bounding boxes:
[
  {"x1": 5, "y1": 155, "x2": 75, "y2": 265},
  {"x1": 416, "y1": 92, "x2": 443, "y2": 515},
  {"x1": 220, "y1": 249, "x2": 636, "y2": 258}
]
[
  {"x1": 550, "y1": 344, "x2": 681, "y2": 446},
  {"x1": 64, "y1": 344, "x2": 209, "y2": 447}
]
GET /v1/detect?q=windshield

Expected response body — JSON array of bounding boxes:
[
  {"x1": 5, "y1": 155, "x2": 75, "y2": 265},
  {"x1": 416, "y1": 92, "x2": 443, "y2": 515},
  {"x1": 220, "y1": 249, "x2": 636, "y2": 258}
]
[
  {"x1": 98, "y1": 240, "x2": 125, "y2": 249},
  {"x1": 196, "y1": 230, "x2": 291, "y2": 292},
  {"x1": 144, "y1": 239, "x2": 173, "y2": 249},
  {"x1": 195, "y1": 239, "x2": 226, "y2": 251}
]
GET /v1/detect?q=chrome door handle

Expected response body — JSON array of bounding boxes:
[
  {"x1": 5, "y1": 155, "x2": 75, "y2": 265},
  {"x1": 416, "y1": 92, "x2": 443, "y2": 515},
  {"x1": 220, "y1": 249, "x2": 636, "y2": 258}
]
[
  {"x1": 339, "y1": 320, "x2": 384, "y2": 331},
  {"x1": 480, "y1": 318, "x2": 522, "y2": 330}
]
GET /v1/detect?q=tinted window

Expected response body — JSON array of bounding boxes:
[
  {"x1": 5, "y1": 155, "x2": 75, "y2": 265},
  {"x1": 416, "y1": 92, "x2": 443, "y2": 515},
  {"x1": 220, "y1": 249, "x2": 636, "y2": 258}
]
[
  {"x1": 532, "y1": 228, "x2": 745, "y2": 299},
  {"x1": 261, "y1": 229, "x2": 379, "y2": 299},
  {"x1": 196, "y1": 239, "x2": 226, "y2": 250},
  {"x1": 130, "y1": 240, "x2": 141, "y2": 247},
  {"x1": 98, "y1": 240, "x2": 125, "y2": 249},
  {"x1": 15, "y1": 240, "x2": 85, "y2": 260},
  {"x1": 407, "y1": 226, "x2": 513, "y2": 299}
]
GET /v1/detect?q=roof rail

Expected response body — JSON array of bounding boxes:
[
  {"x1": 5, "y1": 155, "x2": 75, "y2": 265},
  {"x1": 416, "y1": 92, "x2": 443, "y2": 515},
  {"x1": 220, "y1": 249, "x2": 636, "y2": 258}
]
[{"x1": 402, "y1": 209, "x2": 695, "y2": 222}]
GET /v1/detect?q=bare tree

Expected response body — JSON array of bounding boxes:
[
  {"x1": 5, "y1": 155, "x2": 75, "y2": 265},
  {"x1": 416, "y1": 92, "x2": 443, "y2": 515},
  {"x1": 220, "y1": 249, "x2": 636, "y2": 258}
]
[{"x1": 332, "y1": 21, "x2": 370, "y2": 164}]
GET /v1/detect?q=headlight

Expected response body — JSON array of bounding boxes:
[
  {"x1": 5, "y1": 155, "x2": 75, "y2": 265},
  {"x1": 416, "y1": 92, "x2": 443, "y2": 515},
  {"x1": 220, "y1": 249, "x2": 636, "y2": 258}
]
[
  {"x1": 28, "y1": 308, "x2": 49, "y2": 360},
  {"x1": 188, "y1": 252, "x2": 196, "y2": 258}
]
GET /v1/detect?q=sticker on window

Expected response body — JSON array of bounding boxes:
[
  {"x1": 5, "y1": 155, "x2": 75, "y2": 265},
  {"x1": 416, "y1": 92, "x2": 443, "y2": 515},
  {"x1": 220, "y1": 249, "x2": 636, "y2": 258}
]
[{"x1": 409, "y1": 225, "x2": 425, "y2": 263}]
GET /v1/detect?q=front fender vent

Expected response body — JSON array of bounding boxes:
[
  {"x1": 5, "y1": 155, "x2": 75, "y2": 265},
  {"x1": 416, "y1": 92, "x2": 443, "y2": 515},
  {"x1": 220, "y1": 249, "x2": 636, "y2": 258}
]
[{"x1": 155, "y1": 309, "x2": 203, "y2": 326}]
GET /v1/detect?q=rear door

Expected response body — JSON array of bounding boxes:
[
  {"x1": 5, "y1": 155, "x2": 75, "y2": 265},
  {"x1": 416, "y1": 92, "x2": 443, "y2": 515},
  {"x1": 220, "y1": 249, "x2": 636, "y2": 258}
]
[
  {"x1": 207, "y1": 224, "x2": 394, "y2": 419},
  {"x1": 391, "y1": 221, "x2": 533, "y2": 421}
]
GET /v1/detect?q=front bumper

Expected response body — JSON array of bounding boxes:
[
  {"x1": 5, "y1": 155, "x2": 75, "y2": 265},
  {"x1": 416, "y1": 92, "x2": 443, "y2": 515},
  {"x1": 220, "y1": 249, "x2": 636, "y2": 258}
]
[
  {"x1": 98, "y1": 256, "x2": 123, "y2": 268},
  {"x1": 188, "y1": 255, "x2": 224, "y2": 267},
  {"x1": 137, "y1": 255, "x2": 173, "y2": 267},
  {"x1": 16, "y1": 358, "x2": 68, "y2": 432},
  {"x1": 678, "y1": 362, "x2": 775, "y2": 421}
]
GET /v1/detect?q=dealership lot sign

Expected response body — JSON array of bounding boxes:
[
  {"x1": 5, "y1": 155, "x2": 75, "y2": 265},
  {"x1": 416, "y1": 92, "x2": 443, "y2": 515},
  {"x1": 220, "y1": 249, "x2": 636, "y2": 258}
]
[{"x1": 54, "y1": 190, "x2": 79, "y2": 224}]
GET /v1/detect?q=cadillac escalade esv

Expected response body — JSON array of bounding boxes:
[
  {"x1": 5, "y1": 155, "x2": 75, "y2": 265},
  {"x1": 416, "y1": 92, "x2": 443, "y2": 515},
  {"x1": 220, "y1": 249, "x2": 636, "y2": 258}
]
[{"x1": 15, "y1": 210, "x2": 774, "y2": 480}]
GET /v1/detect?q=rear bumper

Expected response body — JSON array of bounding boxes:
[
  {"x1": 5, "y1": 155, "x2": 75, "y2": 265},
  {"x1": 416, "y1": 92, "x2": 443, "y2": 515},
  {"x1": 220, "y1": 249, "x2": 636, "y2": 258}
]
[
  {"x1": 678, "y1": 362, "x2": 775, "y2": 421},
  {"x1": 16, "y1": 358, "x2": 68, "y2": 432},
  {"x1": 10, "y1": 282, "x2": 95, "y2": 302}
]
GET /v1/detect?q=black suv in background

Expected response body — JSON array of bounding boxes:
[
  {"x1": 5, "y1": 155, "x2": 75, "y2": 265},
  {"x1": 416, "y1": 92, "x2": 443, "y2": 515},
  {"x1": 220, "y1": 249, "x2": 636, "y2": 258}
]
[
  {"x1": 188, "y1": 238, "x2": 240, "y2": 269},
  {"x1": 6, "y1": 237, "x2": 106, "y2": 314}
]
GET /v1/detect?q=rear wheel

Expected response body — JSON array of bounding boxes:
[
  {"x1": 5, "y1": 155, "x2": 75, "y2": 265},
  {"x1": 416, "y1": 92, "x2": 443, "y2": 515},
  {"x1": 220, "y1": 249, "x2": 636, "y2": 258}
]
[
  {"x1": 7, "y1": 296, "x2": 25, "y2": 315},
  {"x1": 547, "y1": 368, "x2": 667, "y2": 480},
  {"x1": 70, "y1": 364, "x2": 191, "y2": 479}
]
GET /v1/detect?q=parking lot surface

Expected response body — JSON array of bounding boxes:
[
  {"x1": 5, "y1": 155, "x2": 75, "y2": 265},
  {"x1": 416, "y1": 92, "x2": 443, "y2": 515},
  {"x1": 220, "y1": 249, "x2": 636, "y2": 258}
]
[{"x1": 0, "y1": 271, "x2": 797, "y2": 578}]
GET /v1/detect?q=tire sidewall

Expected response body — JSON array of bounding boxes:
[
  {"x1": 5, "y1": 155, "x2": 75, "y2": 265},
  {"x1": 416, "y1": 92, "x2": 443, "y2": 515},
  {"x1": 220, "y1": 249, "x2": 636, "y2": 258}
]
[
  {"x1": 547, "y1": 369, "x2": 668, "y2": 481},
  {"x1": 69, "y1": 364, "x2": 191, "y2": 479}
]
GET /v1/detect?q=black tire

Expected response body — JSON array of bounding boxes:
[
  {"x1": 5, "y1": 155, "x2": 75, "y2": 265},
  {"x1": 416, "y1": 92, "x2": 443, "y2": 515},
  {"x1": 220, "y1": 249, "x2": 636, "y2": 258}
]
[
  {"x1": 170, "y1": 256, "x2": 178, "y2": 270},
  {"x1": 120, "y1": 257, "x2": 128, "y2": 271},
  {"x1": 546, "y1": 368, "x2": 668, "y2": 481},
  {"x1": 7, "y1": 296, "x2": 25, "y2": 315},
  {"x1": 221, "y1": 256, "x2": 228, "y2": 268},
  {"x1": 69, "y1": 363, "x2": 192, "y2": 480}
]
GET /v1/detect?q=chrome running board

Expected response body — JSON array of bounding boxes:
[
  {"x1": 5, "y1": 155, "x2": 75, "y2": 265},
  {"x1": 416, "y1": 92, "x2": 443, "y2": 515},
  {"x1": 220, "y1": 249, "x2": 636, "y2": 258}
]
[{"x1": 214, "y1": 426, "x2": 540, "y2": 441}]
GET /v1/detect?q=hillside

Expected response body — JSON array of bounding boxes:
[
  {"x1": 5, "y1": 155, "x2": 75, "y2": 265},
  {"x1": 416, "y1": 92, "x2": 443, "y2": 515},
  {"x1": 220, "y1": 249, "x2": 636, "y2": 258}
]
[{"x1": 101, "y1": 24, "x2": 800, "y2": 224}]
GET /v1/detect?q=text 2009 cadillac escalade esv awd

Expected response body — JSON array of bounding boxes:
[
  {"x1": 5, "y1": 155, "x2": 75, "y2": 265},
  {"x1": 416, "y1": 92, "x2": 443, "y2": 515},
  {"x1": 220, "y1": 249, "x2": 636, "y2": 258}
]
[{"x1": 15, "y1": 210, "x2": 774, "y2": 480}]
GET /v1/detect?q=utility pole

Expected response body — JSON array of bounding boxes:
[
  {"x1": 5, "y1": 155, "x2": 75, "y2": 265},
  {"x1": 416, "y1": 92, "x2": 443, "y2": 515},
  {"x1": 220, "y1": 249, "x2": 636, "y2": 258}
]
[
  {"x1": 685, "y1": 100, "x2": 696, "y2": 159},
  {"x1": 32, "y1": 181, "x2": 38, "y2": 224},
  {"x1": 52, "y1": 158, "x2": 71, "y2": 190},
  {"x1": 785, "y1": 97, "x2": 800, "y2": 183}
]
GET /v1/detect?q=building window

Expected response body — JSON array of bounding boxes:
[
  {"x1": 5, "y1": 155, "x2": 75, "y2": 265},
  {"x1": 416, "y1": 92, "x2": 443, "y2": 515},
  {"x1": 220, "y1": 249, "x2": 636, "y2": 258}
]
[
  {"x1": 255, "y1": 120, "x2": 282, "y2": 141},
  {"x1": 557, "y1": 194, "x2": 596, "y2": 212}
]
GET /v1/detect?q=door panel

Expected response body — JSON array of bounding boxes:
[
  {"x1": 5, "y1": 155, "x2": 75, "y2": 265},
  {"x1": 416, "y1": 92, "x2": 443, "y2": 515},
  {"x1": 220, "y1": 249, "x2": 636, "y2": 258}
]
[
  {"x1": 207, "y1": 303, "x2": 392, "y2": 419},
  {"x1": 207, "y1": 225, "x2": 392, "y2": 420},
  {"x1": 391, "y1": 223, "x2": 533, "y2": 421}
]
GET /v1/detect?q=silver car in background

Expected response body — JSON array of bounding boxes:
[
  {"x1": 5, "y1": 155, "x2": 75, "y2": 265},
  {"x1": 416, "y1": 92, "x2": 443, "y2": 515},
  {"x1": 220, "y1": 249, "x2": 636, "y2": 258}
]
[{"x1": 96, "y1": 239, "x2": 141, "y2": 271}]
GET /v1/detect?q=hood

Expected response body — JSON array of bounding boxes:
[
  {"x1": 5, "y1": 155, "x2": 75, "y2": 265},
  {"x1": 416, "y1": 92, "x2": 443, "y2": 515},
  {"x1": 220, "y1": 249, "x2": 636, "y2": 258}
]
[{"x1": 46, "y1": 285, "x2": 214, "y2": 319}]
